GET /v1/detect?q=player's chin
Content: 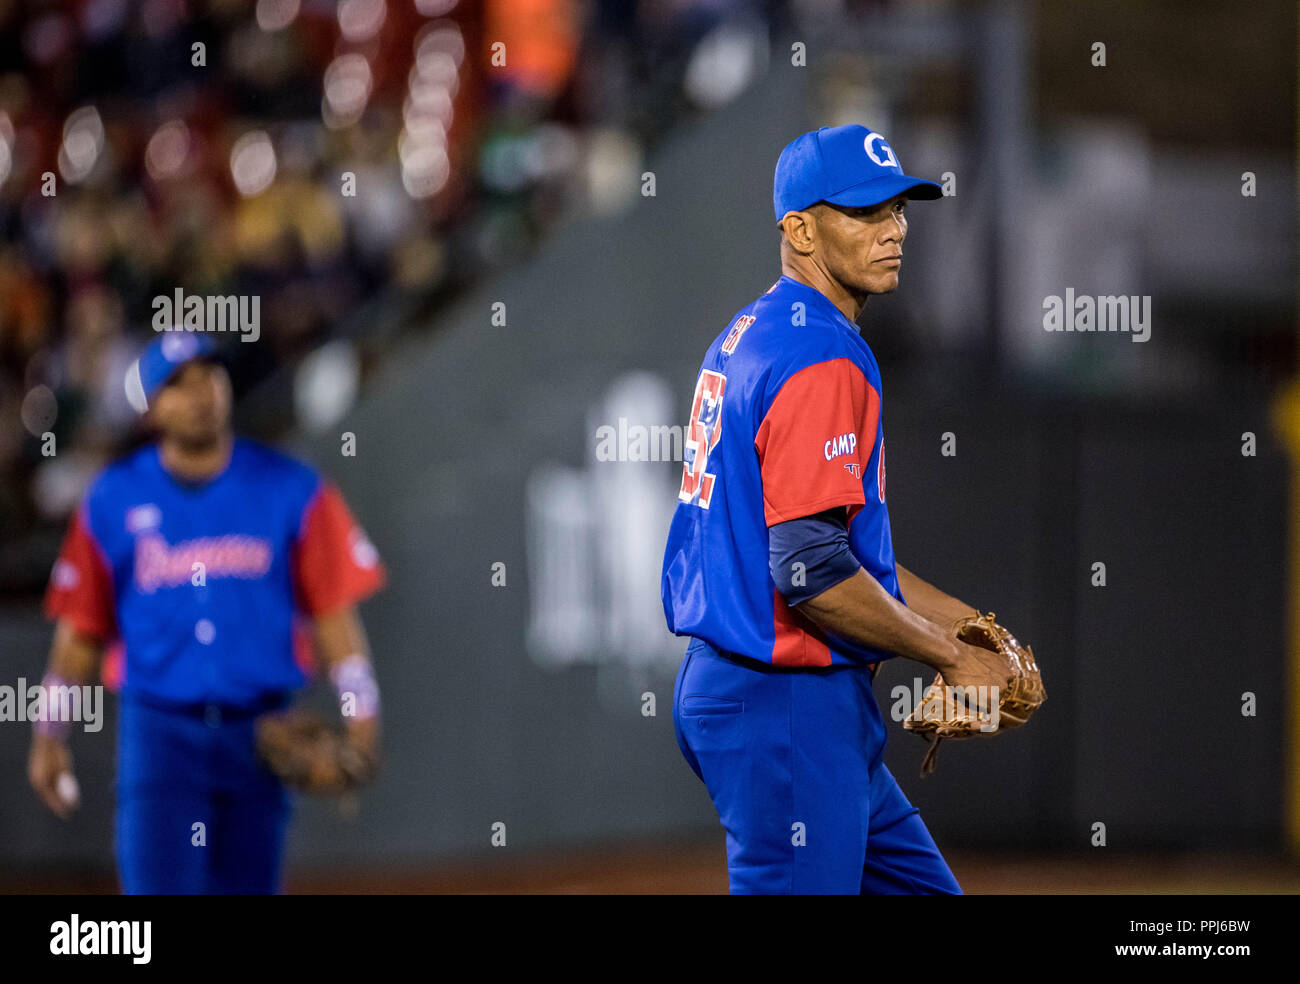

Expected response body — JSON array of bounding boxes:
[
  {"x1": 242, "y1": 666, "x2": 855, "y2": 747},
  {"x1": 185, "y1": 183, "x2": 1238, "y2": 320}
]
[
  {"x1": 178, "y1": 420, "x2": 224, "y2": 449},
  {"x1": 864, "y1": 273, "x2": 900, "y2": 295}
]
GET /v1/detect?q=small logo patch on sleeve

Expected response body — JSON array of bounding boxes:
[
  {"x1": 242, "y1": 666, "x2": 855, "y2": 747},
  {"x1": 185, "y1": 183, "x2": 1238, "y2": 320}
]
[
  {"x1": 877, "y1": 441, "x2": 887, "y2": 502},
  {"x1": 52, "y1": 560, "x2": 80, "y2": 589}
]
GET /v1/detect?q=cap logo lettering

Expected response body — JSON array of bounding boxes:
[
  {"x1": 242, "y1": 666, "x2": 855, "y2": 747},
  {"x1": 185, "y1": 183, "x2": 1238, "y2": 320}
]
[
  {"x1": 161, "y1": 333, "x2": 198, "y2": 362},
  {"x1": 863, "y1": 132, "x2": 898, "y2": 169}
]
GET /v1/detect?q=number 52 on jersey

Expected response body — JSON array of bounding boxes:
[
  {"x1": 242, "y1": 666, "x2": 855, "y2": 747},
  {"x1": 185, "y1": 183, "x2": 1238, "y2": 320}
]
[{"x1": 678, "y1": 370, "x2": 727, "y2": 509}]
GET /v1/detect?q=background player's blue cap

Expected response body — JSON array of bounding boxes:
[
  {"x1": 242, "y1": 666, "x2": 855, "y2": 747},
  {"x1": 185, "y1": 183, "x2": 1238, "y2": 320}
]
[
  {"x1": 125, "y1": 331, "x2": 219, "y2": 413},
  {"x1": 773, "y1": 124, "x2": 943, "y2": 222}
]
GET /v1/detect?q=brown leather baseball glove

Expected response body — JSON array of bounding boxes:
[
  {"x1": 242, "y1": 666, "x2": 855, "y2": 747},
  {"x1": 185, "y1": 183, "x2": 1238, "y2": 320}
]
[
  {"x1": 902, "y1": 611, "x2": 1046, "y2": 776},
  {"x1": 254, "y1": 708, "x2": 378, "y2": 795}
]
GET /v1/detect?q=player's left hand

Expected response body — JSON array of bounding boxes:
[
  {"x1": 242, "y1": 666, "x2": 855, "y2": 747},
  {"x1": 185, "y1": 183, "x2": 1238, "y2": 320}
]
[
  {"x1": 343, "y1": 715, "x2": 380, "y2": 780},
  {"x1": 255, "y1": 708, "x2": 379, "y2": 795}
]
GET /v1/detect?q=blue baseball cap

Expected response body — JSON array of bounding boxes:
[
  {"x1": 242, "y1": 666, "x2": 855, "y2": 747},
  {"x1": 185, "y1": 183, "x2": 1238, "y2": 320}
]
[
  {"x1": 774, "y1": 124, "x2": 942, "y2": 222},
  {"x1": 125, "y1": 331, "x2": 219, "y2": 413}
]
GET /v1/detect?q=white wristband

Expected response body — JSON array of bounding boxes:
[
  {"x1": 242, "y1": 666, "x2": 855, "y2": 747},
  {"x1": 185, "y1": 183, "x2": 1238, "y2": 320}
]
[
  {"x1": 34, "y1": 671, "x2": 74, "y2": 741},
  {"x1": 330, "y1": 654, "x2": 380, "y2": 721}
]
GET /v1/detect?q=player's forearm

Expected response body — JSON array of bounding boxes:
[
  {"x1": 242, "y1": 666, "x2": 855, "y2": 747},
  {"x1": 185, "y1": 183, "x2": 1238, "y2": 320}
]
[
  {"x1": 46, "y1": 620, "x2": 103, "y2": 687},
  {"x1": 32, "y1": 621, "x2": 102, "y2": 759},
  {"x1": 28, "y1": 625, "x2": 85, "y2": 814},
  {"x1": 796, "y1": 569, "x2": 963, "y2": 672},
  {"x1": 313, "y1": 606, "x2": 380, "y2": 741},
  {"x1": 895, "y1": 563, "x2": 978, "y2": 627},
  {"x1": 314, "y1": 606, "x2": 372, "y2": 667}
]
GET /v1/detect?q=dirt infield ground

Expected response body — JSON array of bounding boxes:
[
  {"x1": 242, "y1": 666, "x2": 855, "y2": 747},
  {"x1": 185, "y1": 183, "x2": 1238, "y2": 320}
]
[
  {"x1": 286, "y1": 840, "x2": 1300, "y2": 895},
  {"x1": 9, "y1": 840, "x2": 1300, "y2": 894}
]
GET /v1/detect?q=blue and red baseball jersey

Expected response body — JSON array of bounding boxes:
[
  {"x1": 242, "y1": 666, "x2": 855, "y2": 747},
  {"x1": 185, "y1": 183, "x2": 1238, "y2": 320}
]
[
  {"x1": 661, "y1": 274, "x2": 904, "y2": 669},
  {"x1": 44, "y1": 436, "x2": 385, "y2": 706}
]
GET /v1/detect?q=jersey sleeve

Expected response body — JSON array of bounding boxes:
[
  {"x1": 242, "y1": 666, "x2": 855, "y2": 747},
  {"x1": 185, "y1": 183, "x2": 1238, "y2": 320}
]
[
  {"x1": 42, "y1": 504, "x2": 117, "y2": 640},
  {"x1": 754, "y1": 357, "x2": 880, "y2": 526},
  {"x1": 292, "y1": 481, "x2": 387, "y2": 617}
]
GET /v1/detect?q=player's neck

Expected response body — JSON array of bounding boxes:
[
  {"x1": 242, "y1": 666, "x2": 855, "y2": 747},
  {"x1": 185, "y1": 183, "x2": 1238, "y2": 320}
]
[
  {"x1": 780, "y1": 263, "x2": 865, "y2": 324},
  {"x1": 158, "y1": 431, "x2": 235, "y2": 484}
]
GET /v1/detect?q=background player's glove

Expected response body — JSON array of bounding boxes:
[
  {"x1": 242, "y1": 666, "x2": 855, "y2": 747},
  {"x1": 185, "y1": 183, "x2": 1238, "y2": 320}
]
[
  {"x1": 902, "y1": 612, "x2": 1046, "y2": 776},
  {"x1": 255, "y1": 708, "x2": 378, "y2": 795}
]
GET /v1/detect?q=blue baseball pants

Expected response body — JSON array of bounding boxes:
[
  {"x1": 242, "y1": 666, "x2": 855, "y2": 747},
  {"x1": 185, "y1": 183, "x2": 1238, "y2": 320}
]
[
  {"x1": 115, "y1": 692, "x2": 292, "y2": 894},
  {"x1": 673, "y1": 637, "x2": 962, "y2": 895}
]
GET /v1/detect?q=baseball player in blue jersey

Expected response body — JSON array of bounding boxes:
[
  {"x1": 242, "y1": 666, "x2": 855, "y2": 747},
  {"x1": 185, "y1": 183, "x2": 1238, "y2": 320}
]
[
  {"x1": 662, "y1": 125, "x2": 1020, "y2": 894},
  {"x1": 28, "y1": 331, "x2": 386, "y2": 894}
]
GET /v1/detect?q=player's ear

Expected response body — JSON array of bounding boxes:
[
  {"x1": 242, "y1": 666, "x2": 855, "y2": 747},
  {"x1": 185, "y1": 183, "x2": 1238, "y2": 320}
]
[
  {"x1": 780, "y1": 210, "x2": 816, "y2": 255},
  {"x1": 210, "y1": 361, "x2": 233, "y2": 392}
]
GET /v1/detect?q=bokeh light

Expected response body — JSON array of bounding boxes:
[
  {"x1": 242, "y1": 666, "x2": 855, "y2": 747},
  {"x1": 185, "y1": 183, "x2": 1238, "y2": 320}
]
[{"x1": 229, "y1": 130, "x2": 277, "y2": 197}]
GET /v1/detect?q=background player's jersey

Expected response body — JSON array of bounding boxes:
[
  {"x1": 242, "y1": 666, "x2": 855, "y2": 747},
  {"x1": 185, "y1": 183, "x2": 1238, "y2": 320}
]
[
  {"x1": 44, "y1": 436, "x2": 385, "y2": 706},
  {"x1": 661, "y1": 274, "x2": 904, "y2": 669}
]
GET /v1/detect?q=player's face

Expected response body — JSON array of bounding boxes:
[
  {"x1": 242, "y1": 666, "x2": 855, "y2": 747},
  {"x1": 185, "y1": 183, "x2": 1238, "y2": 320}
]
[
  {"x1": 816, "y1": 196, "x2": 908, "y2": 295},
  {"x1": 149, "y1": 360, "x2": 232, "y2": 448}
]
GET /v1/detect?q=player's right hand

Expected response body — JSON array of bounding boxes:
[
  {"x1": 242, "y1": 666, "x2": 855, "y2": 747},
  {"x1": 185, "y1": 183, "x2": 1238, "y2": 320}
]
[
  {"x1": 28, "y1": 734, "x2": 79, "y2": 819},
  {"x1": 937, "y1": 639, "x2": 1016, "y2": 728}
]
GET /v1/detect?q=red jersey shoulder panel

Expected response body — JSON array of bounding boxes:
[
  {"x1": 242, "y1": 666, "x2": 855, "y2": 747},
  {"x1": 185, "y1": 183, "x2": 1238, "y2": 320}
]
[
  {"x1": 43, "y1": 504, "x2": 117, "y2": 641},
  {"x1": 292, "y1": 482, "x2": 387, "y2": 617},
  {"x1": 754, "y1": 357, "x2": 881, "y2": 526}
]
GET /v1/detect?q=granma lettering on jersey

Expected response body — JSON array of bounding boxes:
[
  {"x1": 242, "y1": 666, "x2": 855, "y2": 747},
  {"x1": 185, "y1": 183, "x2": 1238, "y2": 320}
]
[{"x1": 133, "y1": 533, "x2": 273, "y2": 593}]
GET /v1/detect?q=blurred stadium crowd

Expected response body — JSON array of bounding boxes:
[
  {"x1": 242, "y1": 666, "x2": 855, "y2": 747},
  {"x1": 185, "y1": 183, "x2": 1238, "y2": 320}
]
[
  {"x1": 0, "y1": 0, "x2": 784, "y2": 593},
  {"x1": 1, "y1": 0, "x2": 1293, "y2": 595}
]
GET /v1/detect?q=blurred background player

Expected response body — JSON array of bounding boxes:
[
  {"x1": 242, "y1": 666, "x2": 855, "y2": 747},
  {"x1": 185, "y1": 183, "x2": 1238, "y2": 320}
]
[{"x1": 27, "y1": 331, "x2": 385, "y2": 894}]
